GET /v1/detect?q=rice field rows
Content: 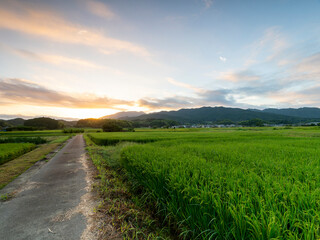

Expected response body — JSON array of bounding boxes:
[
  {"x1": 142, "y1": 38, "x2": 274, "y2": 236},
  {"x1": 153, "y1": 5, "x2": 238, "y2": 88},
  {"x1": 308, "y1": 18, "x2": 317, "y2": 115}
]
[
  {"x1": 88, "y1": 131, "x2": 251, "y2": 145},
  {"x1": 0, "y1": 143, "x2": 36, "y2": 165},
  {"x1": 89, "y1": 128, "x2": 320, "y2": 239},
  {"x1": 0, "y1": 137, "x2": 47, "y2": 144}
]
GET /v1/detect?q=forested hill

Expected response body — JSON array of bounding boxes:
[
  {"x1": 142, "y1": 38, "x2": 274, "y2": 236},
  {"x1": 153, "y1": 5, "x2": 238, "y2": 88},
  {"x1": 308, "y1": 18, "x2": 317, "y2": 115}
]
[
  {"x1": 256, "y1": 107, "x2": 320, "y2": 119},
  {"x1": 124, "y1": 106, "x2": 315, "y2": 123}
]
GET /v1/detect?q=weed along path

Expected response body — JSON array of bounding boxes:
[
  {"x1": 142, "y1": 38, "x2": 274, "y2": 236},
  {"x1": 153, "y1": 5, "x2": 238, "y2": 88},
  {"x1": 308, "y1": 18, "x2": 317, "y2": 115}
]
[{"x1": 0, "y1": 135, "x2": 96, "y2": 240}]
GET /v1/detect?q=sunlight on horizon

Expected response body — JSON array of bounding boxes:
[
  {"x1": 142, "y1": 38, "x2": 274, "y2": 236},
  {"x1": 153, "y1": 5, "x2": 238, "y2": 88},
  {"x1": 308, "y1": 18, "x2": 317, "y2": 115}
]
[
  {"x1": 1, "y1": 0, "x2": 320, "y2": 120},
  {"x1": 58, "y1": 108, "x2": 118, "y2": 119},
  {"x1": 40, "y1": 106, "x2": 150, "y2": 119}
]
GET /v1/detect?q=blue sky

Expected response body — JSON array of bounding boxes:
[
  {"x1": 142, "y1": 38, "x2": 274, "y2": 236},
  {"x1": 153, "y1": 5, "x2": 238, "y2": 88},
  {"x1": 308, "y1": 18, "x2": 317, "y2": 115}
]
[{"x1": 0, "y1": 0, "x2": 320, "y2": 119}]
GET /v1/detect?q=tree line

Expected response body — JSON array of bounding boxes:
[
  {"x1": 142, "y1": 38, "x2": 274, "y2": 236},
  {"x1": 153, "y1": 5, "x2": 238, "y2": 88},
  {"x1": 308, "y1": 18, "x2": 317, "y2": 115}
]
[
  {"x1": 2, "y1": 117, "x2": 180, "y2": 132},
  {"x1": 77, "y1": 118, "x2": 180, "y2": 132}
]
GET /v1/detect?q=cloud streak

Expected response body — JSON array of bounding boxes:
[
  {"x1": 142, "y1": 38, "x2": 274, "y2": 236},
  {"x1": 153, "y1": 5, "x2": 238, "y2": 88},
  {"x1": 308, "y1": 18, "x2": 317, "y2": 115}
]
[
  {"x1": 245, "y1": 26, "x2": 288, "y2": 66},
  {"x1": 219, "y1": 56, "x2": 227, "y2": 62},
  {"x1": 220, "y1": 70, "x2": 260, "y2": 83},
  {"x1": 85, "y1": 0, "x2": 115, "y2": 19},
  {"x1": 0, "y1": 78, "x2": 238, "y2": 112},
  {"x1": 167, "y1": 78, "x2": 205, "y2": 93},
  {"x1": 0, "y1": 43, "x2": 129, "y2": 75},
  {"x1": 0, "y1": 78, "x2": 133, "y2": 109},
  {"x1": 12, "y1": 48, "x2": 105, "y2": 69},
  {"x1": 294, "y1": 52, "x2": 320, "y2": 74},
  {"x1": 143, "y1": 77, "x2": 238, "y2": 110},
  {"x1": 138, "y1": 89, "x2": 237, "y2": 110},
  {"x1": 0, "y1": 1, "x2": 150, "y2": 57}
]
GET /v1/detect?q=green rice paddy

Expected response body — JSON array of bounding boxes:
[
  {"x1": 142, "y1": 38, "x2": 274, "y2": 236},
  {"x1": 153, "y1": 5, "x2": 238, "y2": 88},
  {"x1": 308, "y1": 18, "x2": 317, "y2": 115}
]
[
  {"x1": 0, "y1": 143, "x2": 36, "y2": 165},
  {"x1": 88, "y1": 127, "x2": 320, "y2": 239}
]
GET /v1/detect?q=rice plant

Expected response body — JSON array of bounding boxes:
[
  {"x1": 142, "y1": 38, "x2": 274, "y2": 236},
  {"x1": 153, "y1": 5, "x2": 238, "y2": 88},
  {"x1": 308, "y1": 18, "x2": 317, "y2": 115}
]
[
  {"x1": 91, "y1": 128, "x2": 320, "y2": 239},
  {"x1": 0, "y1": 143, "x2": 36, "y2": 165}
]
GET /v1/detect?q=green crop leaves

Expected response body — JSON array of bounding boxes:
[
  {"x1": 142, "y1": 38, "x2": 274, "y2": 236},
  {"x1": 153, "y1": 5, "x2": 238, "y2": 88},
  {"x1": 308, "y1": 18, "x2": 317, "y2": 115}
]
[
  {"x1": 89, "y1": 128, "x2": 320, "y2": 239},
  {"x1": 117, "y1": 131, "x2": 320, "y2": 239},
  {"x1": 0, "y1": 143, "x2": 36, "y2": 165}
]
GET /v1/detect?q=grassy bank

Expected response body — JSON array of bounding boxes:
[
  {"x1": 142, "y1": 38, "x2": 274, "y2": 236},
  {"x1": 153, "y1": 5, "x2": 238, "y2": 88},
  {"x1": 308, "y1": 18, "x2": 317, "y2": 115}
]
[{"x1": 84, "y1": 135, "x2": 173, "y2": 239}]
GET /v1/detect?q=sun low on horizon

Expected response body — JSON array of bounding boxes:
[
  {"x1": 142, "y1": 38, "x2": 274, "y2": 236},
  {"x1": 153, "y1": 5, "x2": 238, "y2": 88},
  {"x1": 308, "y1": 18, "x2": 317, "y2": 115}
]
[{"x1": 1, "y1": 0, "x2": 320, "y2": 120}]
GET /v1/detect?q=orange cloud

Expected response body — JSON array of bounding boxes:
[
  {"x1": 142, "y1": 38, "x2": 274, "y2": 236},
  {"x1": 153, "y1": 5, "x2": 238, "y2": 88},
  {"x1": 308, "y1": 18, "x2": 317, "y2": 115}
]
[
  {"x1": 295, "y1": 53, "x2": 320, "y2": 74},
  {"x1": 267, "y1": 91, "x2": 313, "y2": 105},
  {"x1": 0, "y1": 2, "x2": 150, "y2": 57},
  {"x1": 167, "y1": 78, "x2": 206, "y2": 93},
  {"x1": 85, "y1": 0, "x2": 115, "y2": 19},
  {"x1": 220, "y1": 70, "x2": 260, "y2": 83},
  {"x1": 0, "y1": 78, "x2": 134, "y2": 109},
  {"x1": 11, "y1": 48, "x2": 104, "y2": 69}
]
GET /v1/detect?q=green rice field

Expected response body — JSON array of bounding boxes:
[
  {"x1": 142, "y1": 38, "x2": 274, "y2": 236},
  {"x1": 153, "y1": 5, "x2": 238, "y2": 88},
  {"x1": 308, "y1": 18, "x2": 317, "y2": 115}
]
[
  {"x1": 0, "y1": 131, "x2": 73, "y2": 189},
  {"x1": 0, "y1": 143, "x2": 36, "y2": 165},
  {"x1": 0, "y1": 130, "x2": 67, "y2": 137},
  {"x1": 88, "y1": 127, "x2": 320, "y2": 239}
]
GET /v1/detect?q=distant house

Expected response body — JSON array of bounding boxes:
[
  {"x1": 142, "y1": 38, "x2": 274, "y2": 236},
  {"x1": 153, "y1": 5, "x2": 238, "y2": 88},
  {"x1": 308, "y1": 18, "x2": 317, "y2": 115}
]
[{"x1": 1, "y1": 126, "x2": 8, "y2": 132}]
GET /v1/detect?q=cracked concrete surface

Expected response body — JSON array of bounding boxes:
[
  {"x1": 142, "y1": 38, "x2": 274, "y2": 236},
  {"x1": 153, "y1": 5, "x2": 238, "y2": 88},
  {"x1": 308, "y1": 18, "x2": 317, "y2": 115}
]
[{"x1": 0, "y1": 135, "x2": 96, "y2": 240}]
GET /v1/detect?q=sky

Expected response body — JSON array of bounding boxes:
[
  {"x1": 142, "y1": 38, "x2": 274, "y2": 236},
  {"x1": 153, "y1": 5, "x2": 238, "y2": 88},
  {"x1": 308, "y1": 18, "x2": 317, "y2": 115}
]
[{"x1": 1, "y1": 0, "x2": 320, "y2": 120}]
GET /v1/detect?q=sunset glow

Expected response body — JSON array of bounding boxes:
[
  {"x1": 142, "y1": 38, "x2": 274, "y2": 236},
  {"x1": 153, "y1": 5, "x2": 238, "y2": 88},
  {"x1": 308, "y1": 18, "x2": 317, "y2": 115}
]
[{"x1": 1, "y1": 0, "x2": 320, "y2": 120}]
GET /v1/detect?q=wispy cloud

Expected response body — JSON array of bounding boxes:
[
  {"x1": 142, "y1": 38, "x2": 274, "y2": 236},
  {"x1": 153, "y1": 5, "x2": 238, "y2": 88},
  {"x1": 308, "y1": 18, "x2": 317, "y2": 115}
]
[
  {"x1": 142, "y1": 78, "x2": 237, "y2": 110},
  {"x1": 85, "y1": 0, "x2": 115, "y2": 19},
  {"x1": 219, "y1": 56, "x2": 227, "y2": 62},
  {"x1": 245, "y1": 26, "x2": 288, "y2": 66},
  {"x1": 167, "y1": 78, "x2": 205, "y2": 93},
  {"x1": 220, "y1": 70, "x2": 260, "y2": 83},
  {"x1": 0, "y1": 77, "x2": 238, "y2": 112},
  {"x1": 0, "y1": 43, "x2": 129, "y2": 77},
  {"x1": 294, "y1": 52, "x2": 320, "y2": 74},
  {"x1": 0, "y1": 78, "x2": 134, "y2": 109},
  {"x1": 0, "y1": 1, "x2": 150, "y2": 57},
  {"x1": 138, "y1": 88, "x2": 237, "y2": 110},
  {"x1": 0, "y1": 114, "x2": 79, "y2": 121},
  {"x1": 12, "y1": 48, "x2": 105, "y2": 69},
  {"x1": 138, "y1": 96, "x2": 195, "y2": 109}
]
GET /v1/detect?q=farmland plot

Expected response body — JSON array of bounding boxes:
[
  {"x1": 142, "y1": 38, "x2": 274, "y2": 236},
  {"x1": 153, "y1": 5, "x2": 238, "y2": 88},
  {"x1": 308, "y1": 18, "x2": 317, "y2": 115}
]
[
  {"x1": 0, "y1": 143, "x2": 36, "y2": 165},
  {"x1": 88, "y1": 128, "x2": 320, "y2": 239}
]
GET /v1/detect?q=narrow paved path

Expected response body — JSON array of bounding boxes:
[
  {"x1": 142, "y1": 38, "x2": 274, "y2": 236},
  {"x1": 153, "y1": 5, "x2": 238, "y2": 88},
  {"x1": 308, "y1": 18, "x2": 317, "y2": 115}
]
[{"x1": 0, "y1": 135, "x2": 93, "y2": 240}]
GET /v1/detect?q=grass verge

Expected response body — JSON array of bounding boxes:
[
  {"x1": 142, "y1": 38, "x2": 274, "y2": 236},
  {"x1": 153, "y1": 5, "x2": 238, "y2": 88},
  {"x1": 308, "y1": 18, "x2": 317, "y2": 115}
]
[
  {"x1": 50, "y1": 136, "x2": 70, "y2": 144},
  {"x1": 0, "y1": 142, "x2": 62, "y2": 189},
  {"x1": 84, "y1": 135, "x2": 173, "y2": 240}
]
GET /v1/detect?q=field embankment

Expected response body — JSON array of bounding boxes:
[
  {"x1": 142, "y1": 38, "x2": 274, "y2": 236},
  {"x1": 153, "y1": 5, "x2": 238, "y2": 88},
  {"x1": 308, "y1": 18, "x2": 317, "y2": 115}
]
[{"x1": 85, "y1": 134, "x2": 173, "y2": 239}]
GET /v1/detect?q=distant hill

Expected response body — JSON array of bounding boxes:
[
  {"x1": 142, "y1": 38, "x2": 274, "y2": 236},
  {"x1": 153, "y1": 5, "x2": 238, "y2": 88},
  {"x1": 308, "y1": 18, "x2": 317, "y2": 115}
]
[
  {"x1": 0, "y1": 120, "x2": 9, "y2": 127},
  {"x1": 0, "y1": 117, "x2": 76, "y2": 129},
  {"x1": 101, "y1": 111, "x2": 145, "y2": 119},
  {"x1": 128, "y1": 106, "x2": 304, "y2": 123},
  {"x1": 57, "y1": 120, "x2": 77, "y2": 127},
  {"x1": 258, "y1": 107, "x2": 320, "y2": 119},
  {"x1": 2, "y1": 107, "x2": 320, "y2": 129},
  {"x1": 6, "y1": 118, "x2": 25, "y2": 126}
]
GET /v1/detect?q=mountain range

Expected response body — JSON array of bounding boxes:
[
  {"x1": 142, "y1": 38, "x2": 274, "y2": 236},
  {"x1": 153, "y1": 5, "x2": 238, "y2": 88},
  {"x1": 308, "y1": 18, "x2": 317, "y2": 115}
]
[
  {"x1": 102, "y1": 107, "x2": 320, "y2": 124},
  {"x1": 257, "y1": 108, "x2": 320, "y2": 119},
  {"x1": 2, "y1": 107, "x2": 320, "y2": 127}
]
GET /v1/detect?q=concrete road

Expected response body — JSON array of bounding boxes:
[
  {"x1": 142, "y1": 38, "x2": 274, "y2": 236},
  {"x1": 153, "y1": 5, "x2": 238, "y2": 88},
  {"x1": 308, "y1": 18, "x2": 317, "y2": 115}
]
[{"x1": 0, "y1": 135, "x2": 94, "y2": 240}]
